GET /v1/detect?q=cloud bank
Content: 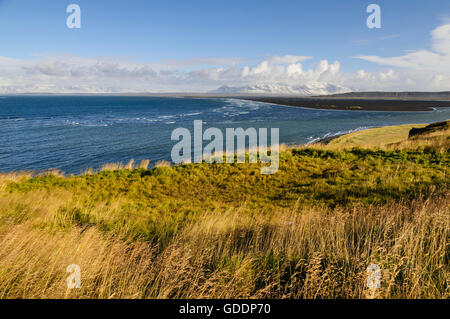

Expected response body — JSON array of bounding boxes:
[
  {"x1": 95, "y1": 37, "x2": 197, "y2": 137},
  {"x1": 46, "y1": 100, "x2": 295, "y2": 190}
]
[
  {"x1": 356, "y1": 23, "x2": 450, "y2": 91},
  {"x1": 1, "y1": 23, "x2": 450, "y2": 94}
]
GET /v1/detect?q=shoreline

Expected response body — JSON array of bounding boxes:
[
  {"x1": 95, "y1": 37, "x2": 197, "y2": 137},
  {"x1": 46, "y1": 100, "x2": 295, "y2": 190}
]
[
  {"x1": 314, "y1": 133, "x2": 347, "y2": 145},
  {"x1": 238, "y1": 96, "x2": 450, "y2": 112},
  {"x1": 314, "y1": 120, "x2": 449, "y2": 148}
]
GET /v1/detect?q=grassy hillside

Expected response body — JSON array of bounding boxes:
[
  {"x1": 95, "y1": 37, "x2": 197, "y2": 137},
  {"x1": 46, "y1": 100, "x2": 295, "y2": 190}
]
[
  {"x1": 322, "y1": 120, "x2": 449, "y2": 149},
  {"x1": 325, "y1": 124, "x2": 427, "y2": 148},
  {"x1": 0, "y1": 124, "x2": 448, "y2": 299}
]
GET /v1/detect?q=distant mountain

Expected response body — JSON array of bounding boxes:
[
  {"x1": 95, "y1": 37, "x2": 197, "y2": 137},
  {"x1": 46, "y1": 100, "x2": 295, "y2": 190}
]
[{"x1": 211, "y1": 83, "x2": 352, "y2": 96}]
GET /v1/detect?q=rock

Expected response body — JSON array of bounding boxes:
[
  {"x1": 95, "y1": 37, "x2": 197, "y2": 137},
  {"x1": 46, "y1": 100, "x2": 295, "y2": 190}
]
[{"x1": 408, "y1": 120, "x2": 450, "y2": 138}]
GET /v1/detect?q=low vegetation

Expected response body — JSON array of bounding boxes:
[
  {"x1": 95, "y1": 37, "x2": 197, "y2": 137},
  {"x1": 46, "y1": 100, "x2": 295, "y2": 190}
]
[{"x1": 0, "y1": 123, "x2": 448, "y2": 299}]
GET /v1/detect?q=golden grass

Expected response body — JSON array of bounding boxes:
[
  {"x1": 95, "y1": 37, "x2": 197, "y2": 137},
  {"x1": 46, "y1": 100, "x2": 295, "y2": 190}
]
[
  {"x1": 0, "y1": 195, "x2": 447, "y2": 299},
  {"x1": 324, "y1": 124, "x2": 428, "y2": 149},
  {"x1": 155, "y1": 160, "x2": 172, "y2": 167},
  {"x1": 139, "y1": 159, "x2": 150, "y2": 170},
  {"x1": 0, "y1": 225, "x2": 155, "y2": 299}
]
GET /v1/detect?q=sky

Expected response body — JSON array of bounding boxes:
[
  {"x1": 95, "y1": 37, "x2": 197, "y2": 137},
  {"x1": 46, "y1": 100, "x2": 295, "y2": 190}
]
[{"x1": 1, "y1": 0, "x2": 450, "y2": 93}]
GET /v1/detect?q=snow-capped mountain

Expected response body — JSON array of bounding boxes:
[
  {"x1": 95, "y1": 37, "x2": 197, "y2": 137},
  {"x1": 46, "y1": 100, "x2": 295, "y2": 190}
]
[{"x1": 211, "y1": 83, "x2": 352, "y2": 96}]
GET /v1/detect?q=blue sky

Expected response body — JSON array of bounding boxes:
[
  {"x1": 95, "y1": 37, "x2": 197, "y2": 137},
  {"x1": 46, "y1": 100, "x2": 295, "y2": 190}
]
[{"x1": 1, "y1": 0, "x2": 450, "y2": 93}]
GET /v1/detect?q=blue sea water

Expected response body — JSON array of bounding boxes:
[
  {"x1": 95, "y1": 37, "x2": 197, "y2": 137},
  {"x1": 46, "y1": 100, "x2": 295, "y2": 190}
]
[{"x1": 0, "y1": 96, "x2": 449, "y2": 173}]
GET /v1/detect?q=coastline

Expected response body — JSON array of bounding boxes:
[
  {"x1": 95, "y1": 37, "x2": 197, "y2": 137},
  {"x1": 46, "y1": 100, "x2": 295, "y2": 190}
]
[
  {"x1": 240, "y1": 96, "x2": 450, "y2": 112},
  {"x1": 314, "y1": 133, "x2": 346, "y2": 145},
  {"x1": 313, "y1": 120, "x2": 449, "y2": 148},
  {"x1": 313, "y1": 124, "x2": 418, "y2": 146}
]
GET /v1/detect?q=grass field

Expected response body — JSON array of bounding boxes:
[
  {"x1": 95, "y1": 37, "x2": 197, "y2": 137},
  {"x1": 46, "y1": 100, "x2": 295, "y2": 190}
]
[
  {"x1": 0, "y1": 123, "x2": 448, "y2": 299},
  {"x1": 325, "y1": 124, "x2": 428, "y2": 148}
]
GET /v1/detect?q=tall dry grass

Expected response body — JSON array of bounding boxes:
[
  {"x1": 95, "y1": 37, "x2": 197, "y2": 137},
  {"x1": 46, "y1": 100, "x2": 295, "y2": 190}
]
[
  {"x1": 101, "y1": 159, "x2": 150, "y2": 171},
  {"x1": 0, "y1": 193, "x2": 447, "y2": 299}
]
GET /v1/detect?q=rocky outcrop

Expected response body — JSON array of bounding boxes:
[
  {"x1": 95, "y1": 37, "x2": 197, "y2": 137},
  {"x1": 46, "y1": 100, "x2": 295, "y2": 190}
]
[{"x1": 408, "y1": 121, "x2": 450, "y2": 138}]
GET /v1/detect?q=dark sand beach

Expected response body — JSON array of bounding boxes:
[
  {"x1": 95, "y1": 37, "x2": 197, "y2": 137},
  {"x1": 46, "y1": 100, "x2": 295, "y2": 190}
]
[{"x1": 240, "y1": 96, "x2": 450, "y2": 112}]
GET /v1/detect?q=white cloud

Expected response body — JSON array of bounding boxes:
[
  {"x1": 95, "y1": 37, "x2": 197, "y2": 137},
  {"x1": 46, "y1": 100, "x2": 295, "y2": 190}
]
[
  {"x1": 286, "y1": 63, "x2": 303, "y2": 77},
  {"x1": 358, "y1": 24, "x2": 450, "y2": 75},
  {"x1": 2, "y1": 23, "x2": 450, "y2": 93},
  {"x1": 432, "y1": 23, "x2": 450, "y2": 54},
  {"x1": 0, "y1": 54, "x2": 336, "y2": 93}
]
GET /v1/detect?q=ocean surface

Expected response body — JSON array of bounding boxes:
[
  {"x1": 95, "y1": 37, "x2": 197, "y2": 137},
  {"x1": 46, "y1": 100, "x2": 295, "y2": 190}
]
[{"x1": 1, "y1": 96, "x2": 449, "y2": 173}]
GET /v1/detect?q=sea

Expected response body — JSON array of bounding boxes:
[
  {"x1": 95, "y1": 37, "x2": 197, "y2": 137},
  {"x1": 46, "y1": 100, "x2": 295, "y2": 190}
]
[{"x1": 1, "y1": 95, "x2": 449, "y2": 173}]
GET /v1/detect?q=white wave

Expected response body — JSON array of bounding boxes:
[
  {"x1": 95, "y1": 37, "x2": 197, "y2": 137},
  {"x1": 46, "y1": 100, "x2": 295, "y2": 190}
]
[
  {"x1": 182, "y1": 112, "x2": 203, "y2": 116},
  {"x1": 157, "y1": 115, "x2": 176, "y2": 120},
  {"x1": 306, "y1": 126, "x2": 373, "y2": 145},
  {"x1": 224, "y1": 98, "x2": 261, "y2": 111}
]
